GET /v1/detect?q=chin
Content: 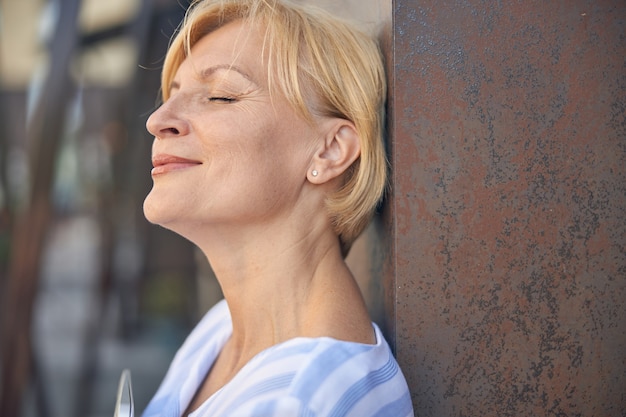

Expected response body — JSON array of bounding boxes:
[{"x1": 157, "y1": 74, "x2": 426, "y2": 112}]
[
  {"x1": 143, "y1": 191, "x2": 174, "y2": 226},
  {"x1": 143, "y1": 192, "x2": 196, "y2": 240},
  {"x1": 143, "y1": 196, "x2": 161, "y2": 225}
]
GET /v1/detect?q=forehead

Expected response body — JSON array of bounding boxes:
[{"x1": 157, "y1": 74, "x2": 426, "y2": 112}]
[{"x1": 176, "y1": 19, "x2": 267, "y2": 84}]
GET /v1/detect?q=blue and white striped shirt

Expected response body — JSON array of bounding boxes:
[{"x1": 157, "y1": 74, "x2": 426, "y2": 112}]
[{"x1": 142, "y1": 300, "x2": 414, "y2": 417}]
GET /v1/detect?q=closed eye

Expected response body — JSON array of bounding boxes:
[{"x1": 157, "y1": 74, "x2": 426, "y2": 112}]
[{"x1": 209, "y1": 96, "x2": 236, "y2": 103}]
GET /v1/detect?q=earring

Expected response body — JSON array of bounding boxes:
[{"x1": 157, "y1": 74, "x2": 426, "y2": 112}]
[{"x1": 311, "y1": 170, "x2": 318, "y2": 177}]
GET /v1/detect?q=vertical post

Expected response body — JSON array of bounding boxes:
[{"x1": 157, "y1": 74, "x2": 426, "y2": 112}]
[
  {"x1": 0, "y1": 1, "x2": 81, "y2": 416},
  {"x1": 388, "y1": 0, "x2": 626, "y2": 414}
]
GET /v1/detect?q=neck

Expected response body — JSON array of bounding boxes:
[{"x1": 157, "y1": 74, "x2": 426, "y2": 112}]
[
  {"x1": 205, "y1": 220, "x2": 343, "y2": 337},
  {"x1": 169, "y1": 207, "x2": 375, "y2": 383},
  {"x1": 198, "y1": 219, "x2": 372, "y2": 352}
]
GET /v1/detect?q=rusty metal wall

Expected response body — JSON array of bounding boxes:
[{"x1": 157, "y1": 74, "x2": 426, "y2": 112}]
[{"x1": 387, "y1": 0, "x2": 626, "y2": 415}]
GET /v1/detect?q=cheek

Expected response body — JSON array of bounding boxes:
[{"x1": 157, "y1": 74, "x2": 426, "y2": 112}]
[
  {"x1": 195, "y1": 104, "x2": 314, "y2": 180},
  {"x1": 216, "y1": 122, "x2": 276, "y2": 168}
]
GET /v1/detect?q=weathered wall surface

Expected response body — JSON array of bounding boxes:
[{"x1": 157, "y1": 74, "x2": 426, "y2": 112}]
[{"x1": 388, "y1": 0, "x2": 626, "y2": 415}]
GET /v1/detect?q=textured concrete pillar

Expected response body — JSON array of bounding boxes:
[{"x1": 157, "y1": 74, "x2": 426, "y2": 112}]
[{"x1": 387, "y1": 0, "x2": 626, "y2": 415}]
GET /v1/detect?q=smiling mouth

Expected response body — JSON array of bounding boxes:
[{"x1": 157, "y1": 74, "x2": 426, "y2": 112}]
[{"x1": 151, "y1": 154, "x2": 202, "y2": 176}]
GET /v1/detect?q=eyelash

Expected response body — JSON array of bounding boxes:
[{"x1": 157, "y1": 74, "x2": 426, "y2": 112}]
[{"x1": 209, "y1": 96, "x2": 236, "y2": 103}]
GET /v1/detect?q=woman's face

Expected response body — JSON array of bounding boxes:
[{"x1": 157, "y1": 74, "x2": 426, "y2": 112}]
[{"x1": 143, "y1": 20, "x2": 320, "y2": 235}]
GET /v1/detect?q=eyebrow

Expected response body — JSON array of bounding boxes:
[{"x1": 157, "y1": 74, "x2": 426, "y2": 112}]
[{"x1": 168, "y1": 64, "x2": 255, "y2": 93}]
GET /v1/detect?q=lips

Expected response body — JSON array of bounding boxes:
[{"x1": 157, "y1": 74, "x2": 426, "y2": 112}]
[{"x1": 151, "y1": 154, "x2": 202, "y2": 175}]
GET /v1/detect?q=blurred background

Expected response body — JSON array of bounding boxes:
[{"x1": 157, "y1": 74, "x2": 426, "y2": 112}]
[
  {"x1": 0, "y1": 1, "x2": 385, "y2": 416},
  {"x1": 0, "y1": 0, "x2": 206, "y2": 416}
]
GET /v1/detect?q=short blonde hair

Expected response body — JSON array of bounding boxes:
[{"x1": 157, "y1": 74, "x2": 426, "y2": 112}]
[{"x1": 161, "y1": 0, "x2": 387, "y2": 255}]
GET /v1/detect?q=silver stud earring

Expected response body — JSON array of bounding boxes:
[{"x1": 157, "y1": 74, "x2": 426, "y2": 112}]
[{"x1": 311, "y1": 170, "x2": 318, "y2": 177}]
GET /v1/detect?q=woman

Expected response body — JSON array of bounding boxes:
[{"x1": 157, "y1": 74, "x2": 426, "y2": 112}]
[{"x1": 141, "y1": 0, "x2": 413, "y2": 416}]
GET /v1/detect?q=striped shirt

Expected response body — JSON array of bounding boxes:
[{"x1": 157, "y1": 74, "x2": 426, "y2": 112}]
[{"x1": 142, "y1": 300, "x2": 414, "y2": 417}]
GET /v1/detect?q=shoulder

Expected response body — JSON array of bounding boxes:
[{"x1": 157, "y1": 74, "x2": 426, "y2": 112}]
[
  {"x1": 284, "y1": 324, "x2": 413, "y2": 417},
  {"x1": 210, "y1": 324, "x2": 414, "y2": 417}
]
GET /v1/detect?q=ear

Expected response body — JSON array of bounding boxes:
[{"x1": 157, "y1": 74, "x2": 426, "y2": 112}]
[{"x1": 308, "y1": 119, "x2": 361, "y2": 184}]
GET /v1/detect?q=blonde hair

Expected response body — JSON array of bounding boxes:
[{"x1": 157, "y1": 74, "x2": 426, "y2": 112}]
[{"x1": 161, "y1": 0, "x2": 387, "y2": 255}]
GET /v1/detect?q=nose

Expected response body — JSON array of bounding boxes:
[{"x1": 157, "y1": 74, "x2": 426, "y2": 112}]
[{"x1": 145, "y1": 98, "x2": 190, "y2": 139}]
